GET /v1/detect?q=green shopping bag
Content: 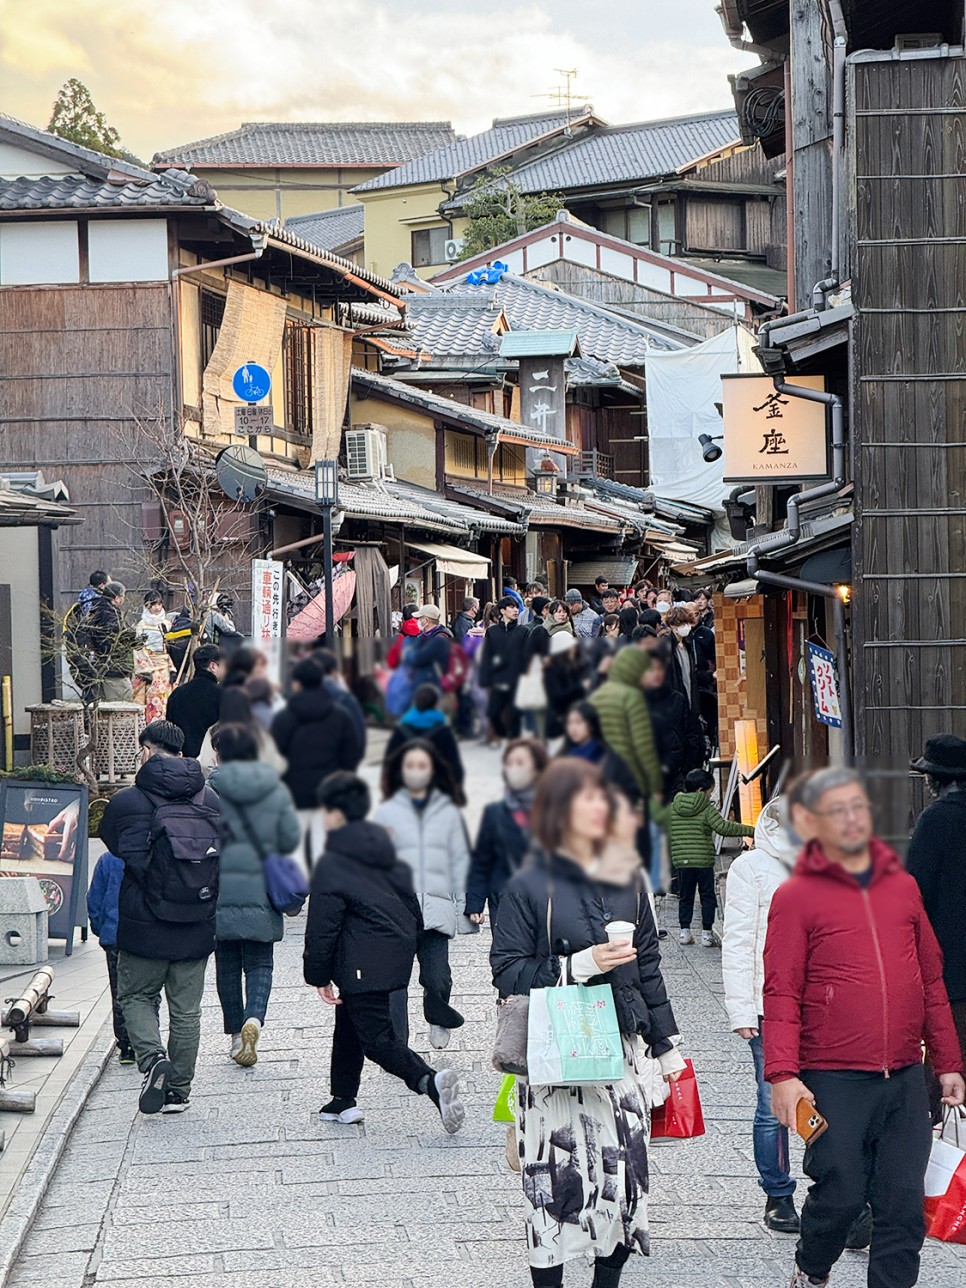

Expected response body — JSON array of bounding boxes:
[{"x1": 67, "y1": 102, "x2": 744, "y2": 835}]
[
  {"x1": 492, "y1": 1073, "x2": 517, "y2": 1123},
  {"x1": 527, "y1": 982, "x2": 624, "y2": 1085}
]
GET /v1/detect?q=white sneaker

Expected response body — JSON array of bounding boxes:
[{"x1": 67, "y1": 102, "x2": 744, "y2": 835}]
[
  {"x1": 434, "y1": 1069, "x2": 465, "y2": 1134},
  {"x1": 429, "y1": 1024, "x2": 451, "y2": 1050},
  {"x1": 319, "y1": 1099, "x2": 365, "y2": 1124},
  {"x1": 679, "y1": 930, "x2": 694, "y2": 945},
  {"x1": 701, "y1": 931, "x2": 715, "y2": 947},
  {"x1": 229, "y1": 1033, "x2": 242, "y2": 1061},
  {"x1": 235, "y1": 1017, "x2": 261, "y2": 1067}
]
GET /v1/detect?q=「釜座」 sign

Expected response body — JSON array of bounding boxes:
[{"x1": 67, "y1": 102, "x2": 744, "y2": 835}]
[
  {"x1": 250, "y1": 558, "x2": 284, "y2": 638},
  {"x1": 806, "y1": 642, "x2": 842, "y2": 728},
  {"x1": 721, "y1": 374, "x2": 828, "y2": 484}
]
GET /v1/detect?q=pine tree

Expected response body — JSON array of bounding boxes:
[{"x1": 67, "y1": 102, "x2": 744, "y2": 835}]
[
  {"x1": 459, "y1": 168, "x2": 565, "y2": 260},
  {"x1": 48, "y1": 79, "x2": 123, "y2": 158}
]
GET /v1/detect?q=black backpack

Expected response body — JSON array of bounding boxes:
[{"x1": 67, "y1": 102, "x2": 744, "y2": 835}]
[{"x1": 142, "y1": 789, "x2": 221, "y2": 923}]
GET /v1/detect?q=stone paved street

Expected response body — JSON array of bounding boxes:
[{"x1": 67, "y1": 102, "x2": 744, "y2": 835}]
[{"x1": 8, "y1": 740, "x2": 966, "y2": 1288}]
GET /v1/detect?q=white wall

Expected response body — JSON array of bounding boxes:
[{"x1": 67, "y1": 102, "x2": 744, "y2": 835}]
[
  {"x1": 0, "y1": 221, "x2": 79, "y2": 284},
  {"x1": 0, "y1": 529, "x2": 42, "y2": 737},
  {"x1": 88, "y1": 219, "x2": 169, "y2": 282},
  {"x1": 0, "y1": 142, "x2": 76, "y2": 178}
]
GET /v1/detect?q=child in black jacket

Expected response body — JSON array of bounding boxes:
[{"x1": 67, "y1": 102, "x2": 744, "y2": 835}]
[{"x1": 303, "y1": 772, "x2": 464, "y2": 1133}]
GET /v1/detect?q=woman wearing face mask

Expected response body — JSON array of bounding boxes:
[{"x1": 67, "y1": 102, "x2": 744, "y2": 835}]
[
  {"x1": 375, "y1": 740, "x2": 469, "y2": 1050},
  {"x1": 654, "y1": 591, "x2": 673, "y2": 617},
  {"x1": 491, "y1": 759, "x2": 685, "y2": 1288},
  {"x1": 662, "y1": 606, "x2": 700, "y2": 716},
  {"x1": 133, "y1": 591, "x2": 172, "y2": 722},
  {"x1": 466, "y1": 739, "x2": 549, "y2": 928}
]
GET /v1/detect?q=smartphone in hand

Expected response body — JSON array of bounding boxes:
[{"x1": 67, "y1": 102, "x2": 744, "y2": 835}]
[{"x1": 796, "y1": 1098, "x2": 829, "y2": 1145}]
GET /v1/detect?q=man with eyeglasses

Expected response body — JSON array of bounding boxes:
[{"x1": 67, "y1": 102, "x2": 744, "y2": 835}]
[{"x1": 763, "y1": 767, "x2": 965, "y2": 1288}]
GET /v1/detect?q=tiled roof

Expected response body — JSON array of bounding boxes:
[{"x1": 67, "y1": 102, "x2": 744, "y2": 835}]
[
  {"x1": 388, "y1": 480, "x2": 524, "y2": 535},
  {"x1": 443, "y1": 109, "x2": 741, "y2": 207},
  {"x1": 351, "y1": 367, "x2": 574, "y2": 450},
  {"x1": 354, "y1": 110, "x2": 590, "y2": 193},
  {"x1": 285, "y1": 205, "x2": 365, "y2": 253},
  {"x1": 589, "y1": 478, "x2": 716, "y2": 525},
  {"x1": 0, "y1": 171, "x2": 211, "y2": 211},
  {"x1": 404, "y1": 273, "x2": 687, "y2": 366},
  {"x1": 448, "y1": 483, "x2": 625, "y2": 533},
  {"x1": 268, "y1": 469, "x2": 464, "y2": 533},
  {"x1": 153, "y1": 122, "x2": 457, "y2": 168}
]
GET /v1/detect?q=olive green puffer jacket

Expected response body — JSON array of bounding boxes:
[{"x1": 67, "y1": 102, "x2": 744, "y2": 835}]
[
  {"x1": 589, "y1": 648, "x2": 662, "y2": 799},
  {"x1": 657, "y1": 790, "x2": 755, "y2": 869}
]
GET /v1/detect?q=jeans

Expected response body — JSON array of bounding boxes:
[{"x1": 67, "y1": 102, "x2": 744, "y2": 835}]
[
  {"x1": 676, "y1": 867, "x2": 716, "y2": 930},
  {"x1": 796, "y1": 1065, "x2": 932, "y2": 1288},
  {"x1": 330, "y1": 991, "x2": 435, "y2": 1101},
  {"x1": 215, "y1": 939, "x2": 275, "y2": 1034},
  {"x1": 388, "y1": 929, "x2": 463, "y2": 1045},
  {"x1": 749, "y1": 1033, "x2": 795, "y2": 1197},
  {"x1": 117, "y1": 952, "x2": 208, "y2": 1096}
]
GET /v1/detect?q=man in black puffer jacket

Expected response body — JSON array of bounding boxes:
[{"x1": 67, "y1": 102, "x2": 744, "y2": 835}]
[
  {"x1": 99, "y1": 720, "x2": 221, "y2": 1116},
  {"x1": 303, "y1": 773, "x2": 464, "y2": 1134},
  {"x1": 271, "y1": 659, "x2": 363, "y2": 812}
]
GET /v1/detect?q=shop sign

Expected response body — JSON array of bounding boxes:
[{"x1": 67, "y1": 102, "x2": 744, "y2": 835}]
[
  {"x1": 251, "y1": 558, "x2": 284, "y2": 638},
  {"x1": 722, "y1": 374, "x2": 828, "y2": 484},
  {"x1": 806, "y1": 641, "x2": 842, "y2": 728}
]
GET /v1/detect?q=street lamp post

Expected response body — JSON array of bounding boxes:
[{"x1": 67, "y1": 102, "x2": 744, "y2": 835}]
[{"x1": 315, "y1": 459, "x2": 340, "y2": 649}]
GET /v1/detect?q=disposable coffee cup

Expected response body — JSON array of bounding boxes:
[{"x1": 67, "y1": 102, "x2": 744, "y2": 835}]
[{"x1": 605, "y1": 920, "x2": 635, "y2": 946}]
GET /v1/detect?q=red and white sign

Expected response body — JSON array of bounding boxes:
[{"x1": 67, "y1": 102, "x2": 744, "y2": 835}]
[{"x1": 250, "y1": 559, "x2": 284, "y2": 638}]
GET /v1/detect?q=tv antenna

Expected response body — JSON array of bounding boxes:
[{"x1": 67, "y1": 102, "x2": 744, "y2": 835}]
[{"x1": 531, "y1": 69, "x2": 592, "y2": 132}]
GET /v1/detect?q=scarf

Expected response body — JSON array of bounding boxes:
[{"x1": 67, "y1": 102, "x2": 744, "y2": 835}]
[
  {"x1": 504, "y1": 782, "x2": 536, "y2": 830},
  {"x1": 566, "y1": 739, "x2": 605, "y2": 763}
]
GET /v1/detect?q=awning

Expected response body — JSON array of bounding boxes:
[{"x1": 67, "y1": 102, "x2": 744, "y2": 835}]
[{"x1": 409, "y1": 541, "x2": 490, "y2": 580}]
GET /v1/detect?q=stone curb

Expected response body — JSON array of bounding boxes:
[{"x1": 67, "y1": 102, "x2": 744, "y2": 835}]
[{"x1": 0, "y1": 1018, "x2": 114, "y2": 1286}]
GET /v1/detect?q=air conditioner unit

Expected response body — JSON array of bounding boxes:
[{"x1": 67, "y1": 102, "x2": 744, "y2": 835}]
[
  {"x1": 345, "y1": 425, "x2": 388, "y2": 480},
  {"x1": 444, "y1": 238, "x2": 464, "y2": 262}
]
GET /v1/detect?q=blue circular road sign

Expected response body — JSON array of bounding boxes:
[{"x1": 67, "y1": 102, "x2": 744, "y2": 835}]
[{"x1": 232, "y1": 362, "x2": 272, "y2": 403}]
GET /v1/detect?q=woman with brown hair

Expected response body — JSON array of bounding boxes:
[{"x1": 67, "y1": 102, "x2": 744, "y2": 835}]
[{"x1": 490, "y1": 759, "x2": 685, "y2": 1288}]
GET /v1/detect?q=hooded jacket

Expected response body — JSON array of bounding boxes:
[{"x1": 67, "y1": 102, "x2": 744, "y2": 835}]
[
  {"x1": 658, "y1": 790, "x2": 754, "y2": 869},
  {"x1": 209, "y1": 760, "x2": 301, "y2": 943},
  {"x1": 87, "y1": 851, "x2": 124, "y2": 947},
  {"x1": 99, "y1": 755, "x2": 221, "y2": 961},
  {"x1": 763, "y1": 838, "x2": 963, "y2": 1082},
  {"x1": 588, "y1": 648, "x2": 663, "y2": 799},
  {"x1": 303, "y1": 820, "x2": 422, "y2": 995},
  {"x1": 490, "y1": 851, "x2": 678, "y2": 1051},
  {"x1": 271, "y1": 687, "x2": 362, "y2": 808},
  {"x1": 906, "y1": 787, "x2": 966, "y2": 1003},
  {"x1": 646, "y1": 682, "x2": 704, "y2": 797},
  {"x1": 372, "y1": 788, "x2": 470, "y2": 937},
  {"x1": 721, "y1": 801, "x2": 800, "y2": 1030},
  {"x1": 384, "y1": 707, "x2": 465, "y2": 786},
  {"x1": 167, "y1": 669, "x2": 222, "y2": 758}
]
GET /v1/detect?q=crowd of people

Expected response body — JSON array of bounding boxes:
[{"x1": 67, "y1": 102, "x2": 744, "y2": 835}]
[{"x1": 79, "y1": 565, "x2": 966, "y2": 1288}]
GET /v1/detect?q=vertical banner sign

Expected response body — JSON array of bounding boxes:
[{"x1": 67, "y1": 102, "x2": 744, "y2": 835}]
[
  {"x1": 519, "y1": 355, "x2": 568, "y2": 475},
  {"x1": 806, "y1": 642, "x2": 843, "y2": 727},
  {"x1": 251, "y1": 559, "x2": 284, "y2": 638}
]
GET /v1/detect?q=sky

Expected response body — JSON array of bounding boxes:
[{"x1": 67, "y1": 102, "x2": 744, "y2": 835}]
[{"x1": 0, "y1": 0, "x2": 748, "y2": 160}]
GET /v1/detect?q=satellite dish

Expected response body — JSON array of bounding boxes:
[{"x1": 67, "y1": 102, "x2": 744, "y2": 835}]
[{"x1": 215, "y1": 445, "x2": 267, "y2": 503}]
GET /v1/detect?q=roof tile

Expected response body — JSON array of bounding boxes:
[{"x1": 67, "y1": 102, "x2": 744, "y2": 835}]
[
  {"x1": 154, "y1": 121, "x2": 457, "y2": 168},
  {"x1": 0, "y1": 172, "x2": 209, "y2": 211},
  {"x1": 285, "y1": 205, "x2": 365, "y2": 253}
]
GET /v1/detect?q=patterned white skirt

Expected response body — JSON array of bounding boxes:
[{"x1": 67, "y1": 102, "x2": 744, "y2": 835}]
[{"x1": 517, "y1": 1039, "x2": 662, "y2": 1269}]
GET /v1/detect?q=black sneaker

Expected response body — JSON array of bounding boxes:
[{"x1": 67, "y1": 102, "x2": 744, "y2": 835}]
[
  {"x1": 138, "y1": 1055, "x2": 171, "y2": 1115},
  {"x1": 118, "y1": 1045, "x2": 136, "y2": 1066},
  {"x1": 160, "y1": 1089, "x2": 190, "y2": 1114},
  {"x1": 765, "y1": 1194, "x2": 801, "y2": 1233}
]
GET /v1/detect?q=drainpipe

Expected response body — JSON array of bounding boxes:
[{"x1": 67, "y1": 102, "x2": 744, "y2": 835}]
[
  {"x1": 716, "y1": 1, "x2": 778, "y2": 58},
  {"x1": 813, "y1": 0, "x2": 848, "y2": 310},
  {"x1": 171, "y1": 244, "x2": 267, "y2": 279},
  {"x1": 744, "y1": 376, "x2": 852, "y2": 760}
]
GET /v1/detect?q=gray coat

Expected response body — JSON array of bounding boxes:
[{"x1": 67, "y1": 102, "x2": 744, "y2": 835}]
[
  {"x1": 372, "y1": 789, "x2": 470, "y2": 937},
  {"x1": 209, "y1": 761, "x2": 301, "y2": 943}
]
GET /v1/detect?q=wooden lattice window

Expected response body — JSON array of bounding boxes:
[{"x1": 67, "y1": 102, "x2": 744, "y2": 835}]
[
  {"x1": 200, "y1": 290, "x2": 226, "y2": 367},
  {"x1": 284, "y1": 322, "x2": 313, "y2": 437}
]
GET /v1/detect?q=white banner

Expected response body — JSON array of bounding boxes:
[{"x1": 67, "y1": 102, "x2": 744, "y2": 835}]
[{"x1": 250, "y1": 559, "x2": 284, "y2": 638}]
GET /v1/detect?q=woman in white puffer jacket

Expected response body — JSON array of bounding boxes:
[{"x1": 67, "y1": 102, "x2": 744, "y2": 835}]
[{"x1": 721, "y1": 797, "x2": 801, "y2": 1234}]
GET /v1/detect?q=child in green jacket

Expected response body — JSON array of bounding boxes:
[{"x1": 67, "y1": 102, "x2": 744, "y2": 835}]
[{"x1": 654, "y1": 768, "x2": 755, "y2": 946}]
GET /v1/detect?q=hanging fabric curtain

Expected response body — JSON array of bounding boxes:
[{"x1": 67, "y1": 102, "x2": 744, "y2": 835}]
[
  {"x1": 202, "y1": 280, "x2": 287, "y2": 439},
  {"x1": 311, "y1": 325, "x2": 354, "y2": 462},
  {"x1": 354, "y1": 546, "x2": 392, "y2": 639}
]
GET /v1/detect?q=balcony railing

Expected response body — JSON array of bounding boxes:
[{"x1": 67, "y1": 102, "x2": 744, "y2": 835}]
[{"x1": 574, "y1": 449, "x2": 614, "y2": 480}]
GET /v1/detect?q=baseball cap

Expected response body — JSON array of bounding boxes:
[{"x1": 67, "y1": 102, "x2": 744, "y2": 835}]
[{"x1": 417, "y1": 604, "x2": 441, "y2": 622}]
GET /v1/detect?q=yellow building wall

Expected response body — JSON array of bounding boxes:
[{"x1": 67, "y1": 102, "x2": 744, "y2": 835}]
[
  {"x1": 188, "y1": 165, "x2": 386, "y2": 221},
  {"x1": 350, "y1": 394, "x2": 436, "y2": 489},
  {"x1": 357, "y1": 184, "x2": 468, "y2": 279}
]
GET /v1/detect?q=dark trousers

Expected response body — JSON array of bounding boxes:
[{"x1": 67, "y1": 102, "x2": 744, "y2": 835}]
[
  {"x1": 796, "y1": 1064, "x2": 932, "y2": 1288},
  {"x1": 215, "y1": 939, "x2": 275, "y2": 1034},
  {"x1": 487, "y1": 686, "x2": 521, "y2": 739},
  {"x1": 677, "y1": 867, "x2": 716, "y2": 930},
  {"x1": 104, "y1": 945, "x2": 132, "y2": 1049},
  {"x1": 388, "y1": 929, "x2": 462, "y2": 1045},
  {"x1": 330, "y1": 991, "x2": 435, "y2": 1101},
  {"x1": 454, "y1": 687, "x2": 476, "y2": 737}
]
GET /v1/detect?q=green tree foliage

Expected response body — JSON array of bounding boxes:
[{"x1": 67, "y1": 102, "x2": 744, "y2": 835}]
[
  {"x1": 459, "y1": 168, "x2": 565, "y2": 259},
  {"x1": 48, "y1": 79, "x2": 124, "y2": 157}
]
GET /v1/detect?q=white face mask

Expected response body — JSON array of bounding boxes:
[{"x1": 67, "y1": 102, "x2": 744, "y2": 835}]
[
  {"x1": 403, "y1": 767, "x2": 433, "y2": 793},
  {"x1": 504, "y1": 764, "x2": 535, "y2": 792},
  {"x1": 656, "y1": 601, "x2": 671, "y2": 615},
  {"x1": 675, "y1": 624, "x2": 692, "y2": 638}
]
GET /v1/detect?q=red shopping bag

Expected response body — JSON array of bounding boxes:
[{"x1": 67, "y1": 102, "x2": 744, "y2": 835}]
[
  {"x1": 925, "y1": 1109, "x2": 966, "y2": 1244},
  {"x1": 650, "y1": 1058, "x2": 705, "y2": 1139}
]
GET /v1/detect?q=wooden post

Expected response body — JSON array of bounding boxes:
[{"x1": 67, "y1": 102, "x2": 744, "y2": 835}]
[
  {"x1": 1, "y1": 1008, "x2": 79, "y2": 1029},
  {"x1": 5, "y1": 967, "x2": 55, "y2": 1028},
  {"x1": 0, "y1": 1090, "x2": 36, "y2": 1113},
  {"x1": 8, "y1": 1039, "x2": 64, "y2": 1057}
]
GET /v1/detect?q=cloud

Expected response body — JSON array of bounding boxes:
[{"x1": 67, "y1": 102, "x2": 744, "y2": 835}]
[{"x1": 0, "y1": 0, "x2": 747, "y2": 157}]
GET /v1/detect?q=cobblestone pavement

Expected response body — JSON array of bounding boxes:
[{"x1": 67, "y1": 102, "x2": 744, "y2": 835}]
[{"x1": 9, "y1": 740, "x2": 966, "y2": 1288}]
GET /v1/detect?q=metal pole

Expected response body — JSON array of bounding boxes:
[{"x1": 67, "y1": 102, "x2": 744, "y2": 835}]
[{"x1": 322, "y1": 503, "x2": 335, "y2": 650}]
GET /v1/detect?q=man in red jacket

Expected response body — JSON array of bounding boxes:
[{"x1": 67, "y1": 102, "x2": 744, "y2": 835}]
[{"x1": 763, "y1": 767, "x2": 965, "y2": 1288}]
